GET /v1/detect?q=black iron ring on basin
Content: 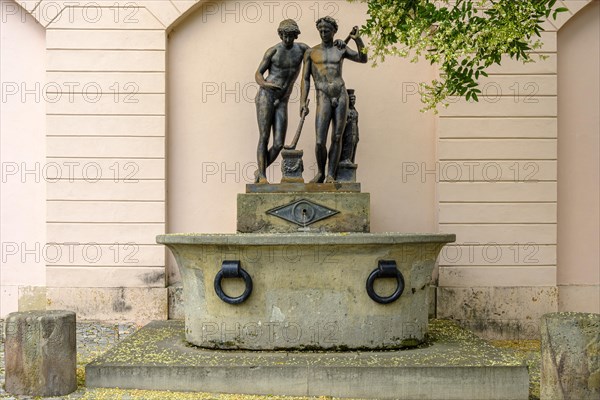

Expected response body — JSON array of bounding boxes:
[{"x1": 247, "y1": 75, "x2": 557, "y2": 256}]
[
  {"x1": 366, "y1": 260, "x2": 405, "y2": 304},
  {"x1": 214, "y1": 260, "x2": 253, "y2": 304}
]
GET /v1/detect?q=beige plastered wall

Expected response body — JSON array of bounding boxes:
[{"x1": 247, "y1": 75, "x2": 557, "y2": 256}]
[
  {"x1": 0, "y1": 0, "x2": 597, "y2": 336},
  {"x1": 436, "y1": 0, "x2": 599, "y2": 338},
  {"x1": 0, "y1": 0, "x2": 47, "y2": 315},
  {"x1": 557, "y1": 0, "x2": 600, "y2": 313}
]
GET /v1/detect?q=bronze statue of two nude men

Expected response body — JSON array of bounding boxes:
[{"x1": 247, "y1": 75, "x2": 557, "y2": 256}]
[{"x1": 254, "y1": 18, "x2": 367, "y2": 184}]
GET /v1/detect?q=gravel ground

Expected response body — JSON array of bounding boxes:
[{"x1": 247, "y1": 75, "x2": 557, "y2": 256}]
[{"x1": 0, "y1": 320, "x2": 542, "y2": 400}]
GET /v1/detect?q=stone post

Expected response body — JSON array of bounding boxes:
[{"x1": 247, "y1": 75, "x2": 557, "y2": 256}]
[
  {"x1": 4, "y1": 310, "x2": 77, "y2": 396},
  {"x1": 541, "y1": 312, "x2": 600, "y2": 400}
]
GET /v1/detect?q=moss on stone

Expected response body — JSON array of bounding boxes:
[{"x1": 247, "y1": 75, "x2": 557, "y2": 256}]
[
  {"x1": 491, "y1": 340, "x2": 541, "y2": 400},
  {"x1": 88, "y1": 320, "x2": 525, "y2": 369}
]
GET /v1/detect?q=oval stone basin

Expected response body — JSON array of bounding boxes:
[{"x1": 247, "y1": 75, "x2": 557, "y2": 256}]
[{"x1": 157, "y1": 233, "x2": 455, "y2": 350}]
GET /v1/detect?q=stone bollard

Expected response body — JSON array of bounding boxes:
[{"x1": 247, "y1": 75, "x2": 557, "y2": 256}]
[
  {"x1": 4, "y1": 310, "x2": 77, "y2": 397},
  {"x1": 541, "y1": 312, "x2": 600, "y2": 400}
]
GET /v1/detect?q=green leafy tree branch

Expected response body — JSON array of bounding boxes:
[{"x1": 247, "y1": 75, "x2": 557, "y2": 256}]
[{"x1": 357, "y1": 0, "x2": 568, "y2": 111}]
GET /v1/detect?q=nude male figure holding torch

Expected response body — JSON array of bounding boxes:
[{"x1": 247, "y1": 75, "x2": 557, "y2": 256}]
[{"x1": 300, "y1": 17, "x2": 367, "y2": 183}]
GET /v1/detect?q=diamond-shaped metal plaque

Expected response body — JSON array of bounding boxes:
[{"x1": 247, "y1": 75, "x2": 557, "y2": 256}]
[{"x1": 267, "y1": 199, "x2": 339, "y2": 227}]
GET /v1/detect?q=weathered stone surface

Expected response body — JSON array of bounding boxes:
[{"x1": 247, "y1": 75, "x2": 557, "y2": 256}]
[
  {"x1": 541, "y1": 312, "x2": 600, "y2": 400},
  {"x1": 4, "y1": 310, "x2": 77, "y2": 397},
  {"x1": 558, "y1": 285, "x2": 600, "y2": 314},
  {"x1": 17, "y1": 286, "x2": 47, "y2": 311},
  {"x1": 246, "y1": 182, "x2": 361, "y2": 193},
  {"x1": 46, "y1": 287, "x2": 168, "y2": 324},
  {"x1": 237, "y1": 192, "x2": 370, "y2": 233},
  {"x1": 428, "y1": 286, "x2": 437, "y2": 318},
  {"x1": 157, "y1": 233, "x2": 454, "y2": 350},
  {"x1": 86, "y1": 319, "x2": 529, "y2": 400},
  {"x1": 168, "y1": 283, "x2": 184, "y2": 320},
  {"x1": 437, "y1": 286, "x2": 558, "y2": 339}
]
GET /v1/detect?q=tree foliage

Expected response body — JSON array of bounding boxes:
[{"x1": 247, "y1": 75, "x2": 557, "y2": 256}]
[{"x1": 358, "y1": 0, "x2": 568, "y2": 111}]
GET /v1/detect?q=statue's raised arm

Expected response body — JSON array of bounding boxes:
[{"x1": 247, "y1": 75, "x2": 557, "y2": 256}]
[
  {"x1": 303, "y1": 17, "x2": 368, "y2": 183},
  {"x1": 343, "y1": 26, "x2": 368, "y2": 64}
]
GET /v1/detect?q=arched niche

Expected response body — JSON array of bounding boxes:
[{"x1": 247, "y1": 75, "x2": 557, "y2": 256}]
[
  {"x1": 557, "y1": 0, "x2": 600, "y2": 312},
  {"x1": 165, "y1": 1, "x2": 438, "y2": 281}
]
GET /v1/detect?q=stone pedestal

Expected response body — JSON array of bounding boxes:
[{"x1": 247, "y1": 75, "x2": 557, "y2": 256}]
[
  {"x1": 280, "y1": 149, "x2": 304, "y2": 183},
  {"x1": 240, "y1": 183, "x2": 369, "y2": 233},
  {"x1": 238, "y1": 192, "x2": 370, "y2": 233},
  {"x1": 336, "y1": 161, "x2": 358, "y2": 182},
  {"x1": 246, "y1": 182, "x2": 361, "y2": 193},
  {"x1": 541, "y1": 312, "x2": 600, "y2": 400},
  {"x1": 4, "y1": 310, "x2": 77, "y2": 397}
]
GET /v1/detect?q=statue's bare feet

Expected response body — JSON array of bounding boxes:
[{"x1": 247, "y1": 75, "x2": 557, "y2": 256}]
[
  {"x1": 310, "y1": 173, "x2": 324, "y2": 183},
  {"x1": 324, "y1": 175, "x2": 336, "y2": 183},
  {"x1": 254, "y1": 170, "x2": 269, "y2": 184}
]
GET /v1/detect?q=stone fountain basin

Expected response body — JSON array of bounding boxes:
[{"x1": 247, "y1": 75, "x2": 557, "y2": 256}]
[{"x1": 157, "y1": 233, "x2": 455, "y2": 350}]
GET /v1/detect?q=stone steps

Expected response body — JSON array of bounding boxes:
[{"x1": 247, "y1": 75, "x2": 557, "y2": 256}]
[{"x1": 86, "y1": 320, "x2": 529, "y2": 400}]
